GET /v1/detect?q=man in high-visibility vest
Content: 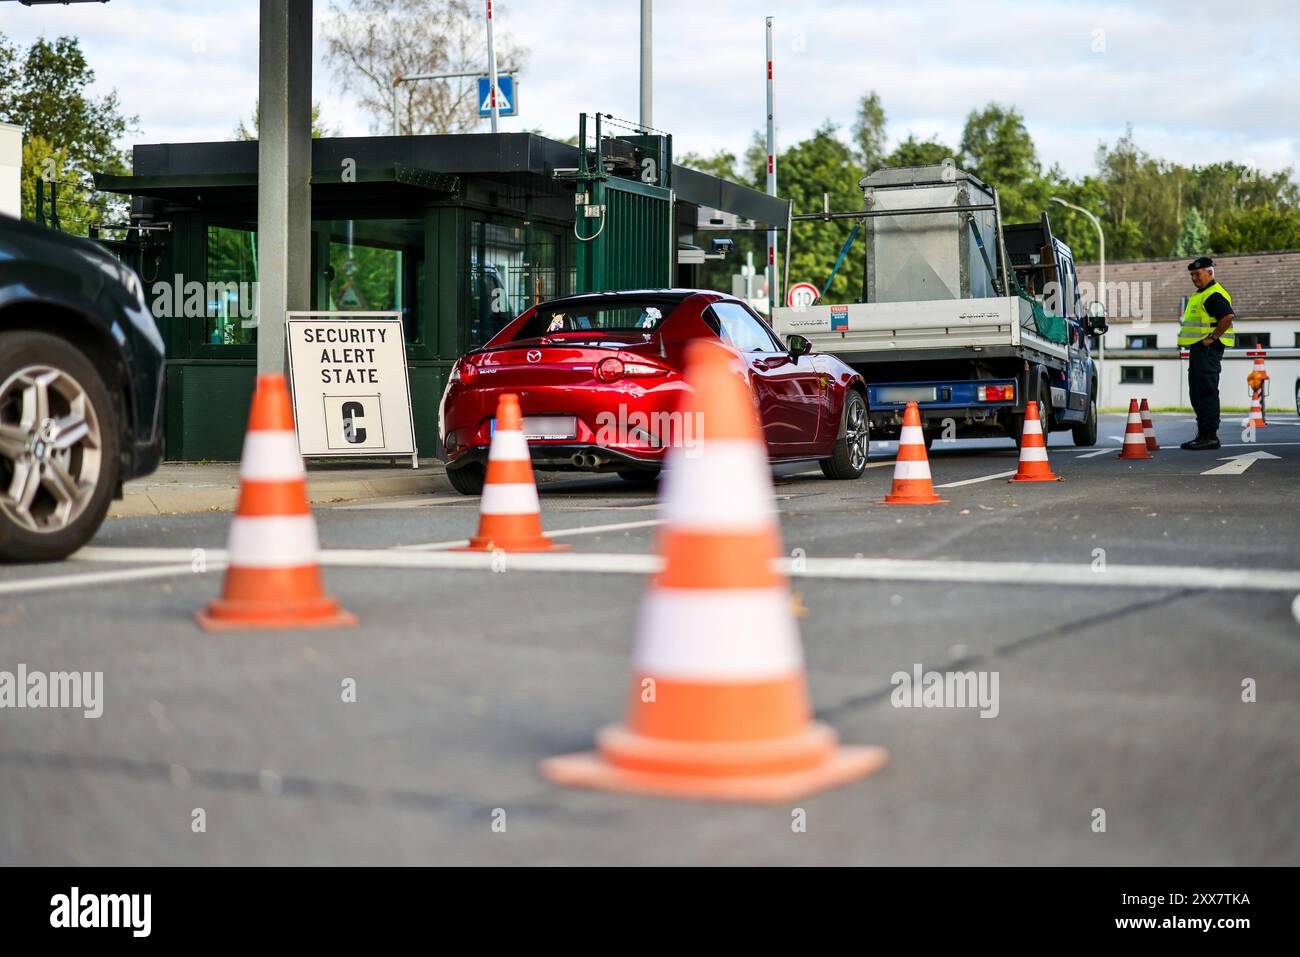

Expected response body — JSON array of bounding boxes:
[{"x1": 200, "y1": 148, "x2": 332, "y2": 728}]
[{"x1": 1178, "y1": 256, "x2": 1235, "y2": 450}]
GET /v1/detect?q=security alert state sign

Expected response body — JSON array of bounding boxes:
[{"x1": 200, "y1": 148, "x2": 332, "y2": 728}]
[{"x1": 286, "y1": 312, "x2": 418, "y2": 464}]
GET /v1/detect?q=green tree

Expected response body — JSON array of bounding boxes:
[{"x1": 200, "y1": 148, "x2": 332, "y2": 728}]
[
  {"x1": 851, "y1": 91, "x2": 887, "y2": 174},
  {"x1": 234, "y1": 100, "x2": 335, "y2": 140},
  {"x1": 884, "y1": 134, "x2": 955, "y2": 168},
  {"x1": 772, "y1": 123, "x2": 863, "y2": 303},
  {"x1": 0, "y1": 32, "x2": 137, "y2": 233},
  {"x1": 1208, "y1": 205, "x2": 1300, "y2": 254},
  {"x1": 1042, "y1": 171, "x2": 1107, "y2": 263},
  {"x1": 679, "y1": 149, "x2": 738, "y2": 181},
  {"x1": 1171, "y1": 207, "x2": 1211, "y2": 257},
  {"x1": 960, "y1": 103, "x2": 1046, "y2": 223}
]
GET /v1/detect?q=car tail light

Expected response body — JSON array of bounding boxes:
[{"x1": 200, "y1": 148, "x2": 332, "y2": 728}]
[
  {"x1": 454, "y1": 360, "x2": 479, "y2": 385},
  {"x1": 596, "y1": 357, "x2": 665, "y2": 383},
  {"x1": 978, "y1": 384, "x2": 1014, "y2": 402},
  {"x1": 595, "y1": 357, "x2": 625, "y2": 382}
]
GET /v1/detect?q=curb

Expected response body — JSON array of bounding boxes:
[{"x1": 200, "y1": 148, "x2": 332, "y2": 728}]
[{"x1": 110, "y1": 467, "x2": 450, "y2": 518}]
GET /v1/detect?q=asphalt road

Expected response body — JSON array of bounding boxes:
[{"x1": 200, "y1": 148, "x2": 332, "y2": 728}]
[{"x1": 2, "y1": 413, "x2": 1298, "y2": 865}]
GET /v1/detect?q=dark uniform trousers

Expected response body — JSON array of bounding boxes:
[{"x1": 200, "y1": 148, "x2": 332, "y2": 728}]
[{"x1": 1188, "y1": 339, "x2": 1225, "y2": 436}]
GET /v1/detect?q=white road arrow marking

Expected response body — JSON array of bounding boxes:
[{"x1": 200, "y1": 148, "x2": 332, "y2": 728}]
[{"x1": 1200, "y1": 451, "x2": 1281, "y2": 475}]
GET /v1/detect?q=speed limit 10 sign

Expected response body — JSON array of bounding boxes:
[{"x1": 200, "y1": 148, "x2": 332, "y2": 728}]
[{"x1": 786, "y1": 282, "x2": 820, "y2": 308}]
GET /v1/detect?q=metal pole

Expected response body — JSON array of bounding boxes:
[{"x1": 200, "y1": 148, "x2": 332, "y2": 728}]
[
  {"x1": 392, "y1": 78, "x2": 400, "y2": 135},
  {"x1": 765, "y1": 16, "x2": 777, "y2": 315},
  {"x1": 486, "y1": 1, "x2": 501, "y2": 133},
  {"x1": 256, "y1": 0, "x2": 313, "y2": 375},
  {"x1": 640, "y1": 0, "x2": 652, "y2": 130}
]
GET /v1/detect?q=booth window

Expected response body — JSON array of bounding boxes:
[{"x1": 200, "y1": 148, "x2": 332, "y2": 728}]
[
  {"x1": 468, "y1": 221, "x2": 562, "y2": 347},
  {"x1": 205, "y1": 225, "x2": 258, "y2": 346},
  {"x1": 322, "y1": 219, "x2": 423, "y2": 343},
  {"x1": 1232, "y1": 332, "x2": 1270, "y2": 349},
  {"x1": 1120, "y1": 366, "x2": 1154, "y2": 385}
]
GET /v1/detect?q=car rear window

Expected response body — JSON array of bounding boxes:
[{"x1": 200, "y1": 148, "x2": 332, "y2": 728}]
[{"x1": 514, "y1": 299, "x2": 678, "y2": 339}]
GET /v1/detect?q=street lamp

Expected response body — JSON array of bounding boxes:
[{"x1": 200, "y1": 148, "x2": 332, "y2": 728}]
[{"x1": 1051, "y1": 196, "x2": 1106, "y2": 403}]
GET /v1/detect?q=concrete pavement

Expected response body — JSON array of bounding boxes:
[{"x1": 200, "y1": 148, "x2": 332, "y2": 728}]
[{"x1": 3, "y1": 413, "x2": 1299, "y2": 865}]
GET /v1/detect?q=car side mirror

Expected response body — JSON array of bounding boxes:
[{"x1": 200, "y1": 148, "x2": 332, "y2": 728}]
[
  {"x1": 1086, "y1": 303, "x2": 1108, "y2": 335},
  {"x1": 787, "y1": 334, "x2": 813, "y2": 359}
]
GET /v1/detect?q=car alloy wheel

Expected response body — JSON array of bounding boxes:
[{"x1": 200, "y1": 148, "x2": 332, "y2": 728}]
[
  {"x1": 846, "y1": 396, "x2": 869, "y2": 471},
  {"x1": 0, "y1": 365, "x2": 104, "y2": 534}
]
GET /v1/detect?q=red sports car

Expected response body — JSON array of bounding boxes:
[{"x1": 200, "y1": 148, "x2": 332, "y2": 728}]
[{"x1": 439, "y1": 290, "x2": 869, "y2": 494}]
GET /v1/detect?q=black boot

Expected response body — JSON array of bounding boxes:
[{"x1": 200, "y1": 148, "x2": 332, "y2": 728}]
[{"x1": 1180, "y1": 433, "x2": 1221, "y2": 450}]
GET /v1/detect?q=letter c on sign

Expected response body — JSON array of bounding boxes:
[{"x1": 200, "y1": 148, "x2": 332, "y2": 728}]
[{"x1": 341, "y1": 401, "x2": 367, "y2": 444}]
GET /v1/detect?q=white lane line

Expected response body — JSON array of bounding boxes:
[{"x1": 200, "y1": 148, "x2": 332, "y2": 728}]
[
  {"x1": 0, "y1": 564, "x2": 200, "y2": 596},
  {"x1": 794, "y1": 556, "x2": 1300, "y2": 592},
  {"x1": 75, "y1": 546, "x2": 227, "y2": 563},
  {"x1": 29, "y1": 548, "x2": 1300, "y2": 595},
  {"x1": 394, "y1": 517, "x2": 665, "y2": 552},
  {"x1": 934, "y1": 470, "x2": 1017, "y2": 488},
  {"x1": 311, "y1": 551, "x2": 1300, "y2": 593},
  {"x1": 1075, "y1": 448, "x2": 1115, "y2": 458}
]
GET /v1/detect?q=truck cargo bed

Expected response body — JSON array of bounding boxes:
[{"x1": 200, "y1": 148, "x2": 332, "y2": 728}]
[{"x1": 773, "y1": 296, "x2": 1068, "y2": 368}]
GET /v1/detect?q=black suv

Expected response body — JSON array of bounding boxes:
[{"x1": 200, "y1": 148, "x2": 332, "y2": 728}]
[{"x1": 0, "y1": 214, "x2": 164, "y2": 561}]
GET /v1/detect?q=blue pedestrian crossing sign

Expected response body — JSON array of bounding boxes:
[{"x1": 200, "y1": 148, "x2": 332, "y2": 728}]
[{"x1": 477, "y1": 75, "x2": 517, "y2": 117}]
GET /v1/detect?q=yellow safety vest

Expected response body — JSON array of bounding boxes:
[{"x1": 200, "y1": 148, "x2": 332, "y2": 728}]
[{"x1": 1178, "y1": 280, "x2": 1234, "y2": 347}]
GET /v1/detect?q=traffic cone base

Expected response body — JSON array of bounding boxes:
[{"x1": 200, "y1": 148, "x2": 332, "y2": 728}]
[
  {"x1": 196, "y1": 599, "x2": 357, "y2": 632},
  {"x1": 542, "y1": 734, "x2": 888, "y2": 804},
  {"x1": 462, "y1": 534, "x2": 569, "y2": 552}
]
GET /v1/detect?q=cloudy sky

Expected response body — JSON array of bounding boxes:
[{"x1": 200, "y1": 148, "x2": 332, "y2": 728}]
[{"x1": 2, "y1": 0, "x2": 1297, "y2": 179}]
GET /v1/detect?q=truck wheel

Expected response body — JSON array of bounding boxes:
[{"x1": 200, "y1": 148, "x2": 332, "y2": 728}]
[
  {"x1": 1011, "y1": 378, "x2": 1052, "y2": 449},
  {"x1": 0, "y1": 330, "x2": 121, "y2": 563},
  {"x1": 819, "y1": 390, "x2": 869, "y2": 479},
  {"x1": 1071, "y1": 396, "x2": 1098, "y2": 447},
  {"x1": 447, "y1": 462, "x2": 485, "y2": 495}
]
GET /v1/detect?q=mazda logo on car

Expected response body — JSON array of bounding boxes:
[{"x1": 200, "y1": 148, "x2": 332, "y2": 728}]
[{"x1": 527, "y1": 350, "x2": 542, "y2": 363}]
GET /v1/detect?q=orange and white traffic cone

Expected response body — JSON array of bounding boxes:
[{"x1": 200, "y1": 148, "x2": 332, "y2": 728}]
[
  {"x1": 1009, "y1": 400, "x2": 1061, "y2": 482},
  {"x1": 1139, "y1": 398, "x2": 1160, "y2": 450},
  {"x1": 880, "y1": 401, "x2": 947, "y2": 505},
  {"x1": 461, "y1": 392, "x2": 564, "y2": 552},
  {"x1": 1248, "y1": 394, "x2": 1267, "y2": 429},
  {"x1": 1118, "y1": 398, "x2": 1152, "y2": 460},
  {"x1": 196, "y1": 375, "x2": 356, "y2": 631},
  {"x1": 541, "y1": 340, "x2": 888, "y2": 802}
]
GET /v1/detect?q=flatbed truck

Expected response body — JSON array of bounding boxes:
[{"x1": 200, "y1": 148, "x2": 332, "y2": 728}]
[{"x1": 772, "y1": 164, "x2": 1107, "y2": 447}]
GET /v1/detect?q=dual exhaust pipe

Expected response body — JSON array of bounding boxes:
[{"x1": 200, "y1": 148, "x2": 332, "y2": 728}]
[{"x1": 570, "y1": 451, "x2": 606, "y2": 469}]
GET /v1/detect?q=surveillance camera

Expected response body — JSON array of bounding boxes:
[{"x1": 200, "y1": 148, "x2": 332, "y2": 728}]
[{"x1": 710, "y1": 238, "x2": 735, "y2": 254}]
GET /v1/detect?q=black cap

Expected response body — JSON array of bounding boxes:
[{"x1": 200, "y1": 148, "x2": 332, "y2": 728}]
[{"x1": 1188, "y1": 256, "x2": 1214, "y2": 271}]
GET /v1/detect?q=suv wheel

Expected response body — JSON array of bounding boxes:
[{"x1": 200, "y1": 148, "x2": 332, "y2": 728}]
[{"x1": 0, "y1": 331, "x2": 120, "y2": 562}]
